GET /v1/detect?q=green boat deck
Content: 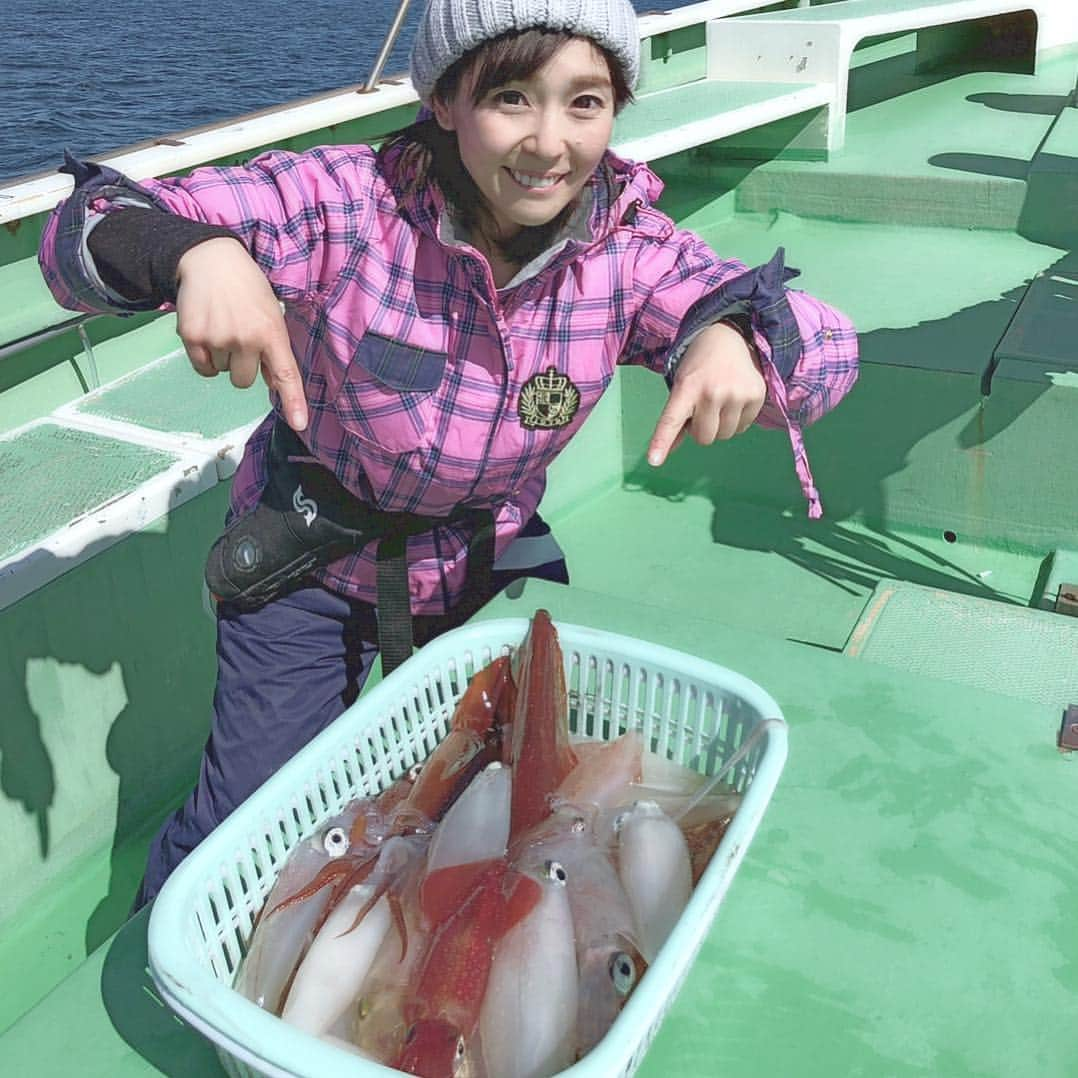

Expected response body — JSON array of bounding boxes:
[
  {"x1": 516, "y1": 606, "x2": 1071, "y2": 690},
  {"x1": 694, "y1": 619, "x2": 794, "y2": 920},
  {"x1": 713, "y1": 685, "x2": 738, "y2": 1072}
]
[
  {"x1": 3, "y1": 5, "x2": 1078, "y2": 1075},
  {"x1": 4, "y1": 582, "x2": 1076, "y2": 1076}
]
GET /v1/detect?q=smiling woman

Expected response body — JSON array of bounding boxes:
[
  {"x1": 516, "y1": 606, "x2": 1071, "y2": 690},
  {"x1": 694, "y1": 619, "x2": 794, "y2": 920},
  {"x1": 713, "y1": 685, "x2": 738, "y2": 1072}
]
[
  {"x1": 436, "y1": 38, "x2": 619, "y2": 241},
  {"x1": 383, "y1": 27, "x2": 635, "y2": 271}
]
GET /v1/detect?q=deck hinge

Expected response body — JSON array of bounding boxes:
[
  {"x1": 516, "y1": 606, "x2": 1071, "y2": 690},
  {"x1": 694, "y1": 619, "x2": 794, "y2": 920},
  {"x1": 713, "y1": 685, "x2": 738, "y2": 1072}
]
[
  {"x1": 1054, "y1": 583, "x2": 1078, "y2": 617},
  {"x1": 1058, "y1": 705, "x2": 1078, "y2": 753}
]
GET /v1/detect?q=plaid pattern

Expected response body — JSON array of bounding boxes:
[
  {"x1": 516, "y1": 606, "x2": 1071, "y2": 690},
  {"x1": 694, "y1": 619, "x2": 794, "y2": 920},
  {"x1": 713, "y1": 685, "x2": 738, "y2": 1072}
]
[{"x1": 39, "y1": 145, "x2": 858, "y2": 611}]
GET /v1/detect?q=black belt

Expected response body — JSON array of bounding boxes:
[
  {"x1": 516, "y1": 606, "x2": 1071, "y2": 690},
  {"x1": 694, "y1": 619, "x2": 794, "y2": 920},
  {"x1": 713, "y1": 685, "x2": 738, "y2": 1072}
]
[{"x1": 205, "y1": 420, "x2": 496, "y2": 674}]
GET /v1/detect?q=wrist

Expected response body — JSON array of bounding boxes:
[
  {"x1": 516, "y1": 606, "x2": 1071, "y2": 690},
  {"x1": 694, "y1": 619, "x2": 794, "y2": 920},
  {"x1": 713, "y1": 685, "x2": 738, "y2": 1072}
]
[
  {"x1": 666, "y1": 309, "x2": 759, "y2": 387},
  {"x1": 176, "y1": 235, "x2": 244, "y2": 284},
  {"x1": 716, "y1": 315, "x2": 758, "y2": 362},
  {"x1": 685, "y1": 318, "x2": 756, "y2": 370}
]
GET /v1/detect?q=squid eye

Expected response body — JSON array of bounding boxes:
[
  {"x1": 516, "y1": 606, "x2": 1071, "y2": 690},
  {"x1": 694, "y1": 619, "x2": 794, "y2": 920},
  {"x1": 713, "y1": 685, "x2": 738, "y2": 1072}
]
[
  {"x1": 544, "y1": 860, "x2": 568, "y2": 885},
  {"x1": 609, "y1": 951, "x2": 637, "y2": 996},
  {"x1": 408, "y1": 763, "x2": 424, "y2": 782},
  {"x1": 322, "y1": 826, "x2": 349, "y2": 857},
  {"x1": 455, "y1": 1035, "x2": 467, "y2": 1059},
  {"x1": 404, "y1": 1024, "x2": 417, "y2": 1044},
  {"x1": 570, "y1": 816, "x2": 586, "y2": 834}
]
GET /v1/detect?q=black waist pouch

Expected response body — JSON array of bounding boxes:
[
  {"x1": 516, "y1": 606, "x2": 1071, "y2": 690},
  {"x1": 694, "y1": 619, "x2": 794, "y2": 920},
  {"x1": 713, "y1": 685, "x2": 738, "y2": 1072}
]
[{"x1": 205, "y1": 420, "x2": 494, "y2": 672}]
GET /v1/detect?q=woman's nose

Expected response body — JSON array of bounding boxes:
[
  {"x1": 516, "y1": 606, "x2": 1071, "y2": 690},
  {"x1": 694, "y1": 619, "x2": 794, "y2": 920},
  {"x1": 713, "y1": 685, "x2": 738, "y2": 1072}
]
[{"x1": 522, "y1": 110, "x2": 564, "y2": 161}]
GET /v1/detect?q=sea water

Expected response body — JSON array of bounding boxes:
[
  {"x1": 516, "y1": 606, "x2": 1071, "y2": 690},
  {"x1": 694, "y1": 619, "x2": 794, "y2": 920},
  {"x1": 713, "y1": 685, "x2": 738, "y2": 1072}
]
[{"x1": 0, "y1": 0, "x2": 689, "y2": 183}]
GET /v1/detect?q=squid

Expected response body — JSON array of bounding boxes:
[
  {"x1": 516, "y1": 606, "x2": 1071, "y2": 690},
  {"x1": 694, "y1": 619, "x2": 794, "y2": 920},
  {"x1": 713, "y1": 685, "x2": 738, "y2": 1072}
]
[
  {"x1": 278, "y1": 836, "x2": 420, "y2": 1036},
  {"x1": 425, "y1": 761, "x2": 512, "y2": 880},
  {"x1": 555, "y1": 732, "x2": 644, "y2": 812},
  {"x1": 515, "y1": 807, "x2": 645, "y2": 1059},
  {"x1": 393, "y1": 858, "x2": 541, "y2": 1077},
  {"x1": 508, "y1": 610, "x2": 577, "y2": 842},
  {"x1": 616, "y1": 800, "x2": 693, "y2": 962},
  {"x1": 479, "y1": 861, "x2": 578, "y2": 1078},
  {"x1": 234, "y1": 799, "x2": 374, "y2": 1014},
  {"x1": 389, "y1": 657, "x2": 511, "y2": 836},
  {"x1": 350, "y1": 844, "x2": 432, "y2": 1064}
]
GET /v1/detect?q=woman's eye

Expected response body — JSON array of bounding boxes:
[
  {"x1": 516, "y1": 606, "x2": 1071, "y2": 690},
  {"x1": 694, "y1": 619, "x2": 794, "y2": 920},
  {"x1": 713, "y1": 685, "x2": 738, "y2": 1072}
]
[
  {"x1": 573, "y1": 94, "x2": 605, "y2": 111},
  {"x1": 494, "y1": 90, "x2": 527, "y2": 106}
]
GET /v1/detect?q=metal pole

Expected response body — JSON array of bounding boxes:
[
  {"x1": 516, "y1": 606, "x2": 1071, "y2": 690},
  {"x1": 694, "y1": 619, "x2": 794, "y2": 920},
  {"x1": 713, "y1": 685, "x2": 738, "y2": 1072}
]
[
  {"x1": 362, "y1": 0, "x2": 415, "y2": 93},
  {"x1": 0, "y1": 313, "x2": 98, "y2": 363}
]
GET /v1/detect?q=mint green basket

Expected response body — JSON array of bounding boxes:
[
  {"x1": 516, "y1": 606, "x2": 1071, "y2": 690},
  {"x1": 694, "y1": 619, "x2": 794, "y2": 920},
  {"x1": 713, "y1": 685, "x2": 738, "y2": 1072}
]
[{"x1": 148, "y1": 618, "x2": 788, "y2": 1078}]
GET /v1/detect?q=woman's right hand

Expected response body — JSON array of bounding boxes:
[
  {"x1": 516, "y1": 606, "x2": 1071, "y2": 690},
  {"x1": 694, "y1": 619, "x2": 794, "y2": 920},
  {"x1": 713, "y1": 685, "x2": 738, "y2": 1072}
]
[{"x1": 175, "y1": 238, "x2": 309, "y2": 432}]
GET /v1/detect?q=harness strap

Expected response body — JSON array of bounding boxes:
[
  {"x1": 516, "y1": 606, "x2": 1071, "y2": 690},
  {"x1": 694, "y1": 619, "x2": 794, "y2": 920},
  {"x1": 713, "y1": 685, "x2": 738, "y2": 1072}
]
[
  {"x1": 377, "y1": 507, "x2": 496, "y2": 675},
  {"x1": 375, "y1": 532, "x2": 412, "y2": 675}
]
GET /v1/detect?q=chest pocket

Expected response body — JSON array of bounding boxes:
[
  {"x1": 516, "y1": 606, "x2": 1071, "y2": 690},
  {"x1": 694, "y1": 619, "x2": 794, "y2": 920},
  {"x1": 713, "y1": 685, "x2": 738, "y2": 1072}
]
[{"x1": 335, "y1": 331, "x2": 447, "y2": 455}]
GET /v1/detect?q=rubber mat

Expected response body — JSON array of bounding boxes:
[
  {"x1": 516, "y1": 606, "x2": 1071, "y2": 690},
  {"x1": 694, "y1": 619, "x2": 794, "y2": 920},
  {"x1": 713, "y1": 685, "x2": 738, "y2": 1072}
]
[
  {"x1": 0, "y1": 423, "x2": 176, "y2": 563},
  {"x1": 844, "y1": 580, "x2": 1078, "y2": 709}
]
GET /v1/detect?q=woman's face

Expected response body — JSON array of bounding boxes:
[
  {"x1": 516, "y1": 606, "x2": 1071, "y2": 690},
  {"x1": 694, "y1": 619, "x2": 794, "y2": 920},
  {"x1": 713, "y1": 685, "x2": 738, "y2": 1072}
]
[{"x1": 433, "y1": 37, "x2": 617, "y2": 239}]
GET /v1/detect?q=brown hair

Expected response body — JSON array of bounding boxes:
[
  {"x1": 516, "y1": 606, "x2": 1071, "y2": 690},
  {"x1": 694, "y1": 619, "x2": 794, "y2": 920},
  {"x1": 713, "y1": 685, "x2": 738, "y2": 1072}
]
[{"x1": 382, "y1": 28, "x2": 633, "y2": 267}]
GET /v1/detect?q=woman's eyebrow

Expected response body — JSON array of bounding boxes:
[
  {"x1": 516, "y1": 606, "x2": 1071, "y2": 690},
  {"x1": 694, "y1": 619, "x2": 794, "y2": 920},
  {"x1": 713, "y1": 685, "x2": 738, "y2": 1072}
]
[{"x1": 564, "y1": 74, "x2": 613, "y2": 94}]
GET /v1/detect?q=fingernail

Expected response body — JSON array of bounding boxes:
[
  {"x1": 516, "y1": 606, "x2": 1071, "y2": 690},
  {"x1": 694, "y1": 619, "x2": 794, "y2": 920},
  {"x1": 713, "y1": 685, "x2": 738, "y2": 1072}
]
[
  {"x1": 648, "y1": 451, "x2": 660, "y2": 466},
  {"x1": 291, "y1": 411, "x2": 307, "y2": 431}
]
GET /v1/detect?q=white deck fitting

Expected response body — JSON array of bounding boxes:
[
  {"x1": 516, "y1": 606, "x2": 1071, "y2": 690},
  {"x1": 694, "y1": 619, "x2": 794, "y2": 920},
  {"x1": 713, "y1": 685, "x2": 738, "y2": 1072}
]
[
  {"x1": 708, "y1": 0, "x2": 1078, "y2": 151},
  {"x1": 614, "y1": 81, "x2": 834, "y2": 163}
]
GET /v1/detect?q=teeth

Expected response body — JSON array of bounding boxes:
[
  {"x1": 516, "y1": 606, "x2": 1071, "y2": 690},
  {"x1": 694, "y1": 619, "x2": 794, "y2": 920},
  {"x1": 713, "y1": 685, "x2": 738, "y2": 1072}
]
[{"x1": 510, "y1": 170, "x2": 561, "y2": 189}]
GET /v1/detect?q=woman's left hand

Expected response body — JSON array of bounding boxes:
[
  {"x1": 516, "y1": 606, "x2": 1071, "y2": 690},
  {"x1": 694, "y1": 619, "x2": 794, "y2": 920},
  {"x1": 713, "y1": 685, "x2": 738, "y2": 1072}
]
[{"x1": 647, "y1": 322, "x2": 766, "y2": 467}]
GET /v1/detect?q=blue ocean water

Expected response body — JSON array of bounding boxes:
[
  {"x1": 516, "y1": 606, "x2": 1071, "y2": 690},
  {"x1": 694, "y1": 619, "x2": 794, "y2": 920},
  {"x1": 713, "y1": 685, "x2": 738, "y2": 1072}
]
[{"x1": 0, "y1": 0, "x2": 695, "y2": 184}]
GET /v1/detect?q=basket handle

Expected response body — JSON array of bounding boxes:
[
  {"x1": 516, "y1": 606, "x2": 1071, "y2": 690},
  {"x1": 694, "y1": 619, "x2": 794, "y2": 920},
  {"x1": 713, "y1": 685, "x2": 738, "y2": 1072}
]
[{"x1": 671, "y1": 717, "x2": 785, "y2": 824}]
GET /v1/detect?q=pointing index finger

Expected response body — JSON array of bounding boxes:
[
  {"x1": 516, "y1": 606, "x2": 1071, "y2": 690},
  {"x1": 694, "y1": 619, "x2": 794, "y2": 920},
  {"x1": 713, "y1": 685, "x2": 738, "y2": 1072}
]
[
  {"x1": 262, "y1": 330, "x2": 308, "y2": 432},
  {"x1": 647, "y1": 387, "x2": 693, "y2": 467}
]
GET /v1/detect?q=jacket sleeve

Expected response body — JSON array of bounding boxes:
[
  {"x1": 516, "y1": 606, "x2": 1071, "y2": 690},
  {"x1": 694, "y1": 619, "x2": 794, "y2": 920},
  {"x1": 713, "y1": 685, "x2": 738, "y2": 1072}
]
[
  {"x1": 37, "y1": 146, "x2": 380, "y2": 315},
  {"x1": 621, "y1": 217, "x2": 859, "y2": 517}
]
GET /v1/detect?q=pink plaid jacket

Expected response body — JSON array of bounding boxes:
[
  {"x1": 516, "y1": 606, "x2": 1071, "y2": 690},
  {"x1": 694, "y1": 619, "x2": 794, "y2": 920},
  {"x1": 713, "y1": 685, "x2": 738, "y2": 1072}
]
[{"x1": 39, "y1": 144, "x2": 858, "y2": 613}]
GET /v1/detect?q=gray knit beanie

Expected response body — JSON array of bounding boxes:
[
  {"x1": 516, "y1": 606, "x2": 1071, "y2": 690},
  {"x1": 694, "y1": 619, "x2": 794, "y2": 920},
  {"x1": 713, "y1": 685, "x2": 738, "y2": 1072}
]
[{"x1": 410, "y1": 0, "x2": 640, "y2": 104}]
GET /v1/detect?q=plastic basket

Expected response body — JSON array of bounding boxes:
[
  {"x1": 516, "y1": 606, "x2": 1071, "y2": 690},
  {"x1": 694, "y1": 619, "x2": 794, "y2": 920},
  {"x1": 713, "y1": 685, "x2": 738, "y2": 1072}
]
[{"x1": 148, "y1": 617, "x2": 788, "y2": 1078}]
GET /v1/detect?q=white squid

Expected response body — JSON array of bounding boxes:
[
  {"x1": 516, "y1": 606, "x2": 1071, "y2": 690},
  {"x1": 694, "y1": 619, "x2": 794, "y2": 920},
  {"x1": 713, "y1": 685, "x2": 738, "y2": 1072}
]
[
  {"x1": 479, "y1": 861, "x2": 578, "y2": 1078},
  {"x1": 425, "y1": 761, "x2": 512, "y2": 876},
  {"x1": 515, "y1": 808, "x2": 644, "y2": 1059},
  {"x1": 234, "y1": 800, "x2": 370, "y2": 1013},
  {"x1": 279, "y1": 836, "x2": 417, "y2": 1036},
  {"x1": 616, "y1": 800, "x2": 692, "y2": 962}
]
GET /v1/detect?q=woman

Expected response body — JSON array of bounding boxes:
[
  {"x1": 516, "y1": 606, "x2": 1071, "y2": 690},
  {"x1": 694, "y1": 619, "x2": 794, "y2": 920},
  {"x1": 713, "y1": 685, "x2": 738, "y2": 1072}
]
[{"x1": 37, "y1": 0, "x2": 858, "y2": 908}]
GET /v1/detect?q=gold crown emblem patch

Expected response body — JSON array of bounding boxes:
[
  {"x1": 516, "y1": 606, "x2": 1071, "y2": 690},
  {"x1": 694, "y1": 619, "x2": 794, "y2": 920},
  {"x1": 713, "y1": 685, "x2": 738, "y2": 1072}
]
[{"x1": 519, "y1": 366, "x2": 581, "y2": 430}]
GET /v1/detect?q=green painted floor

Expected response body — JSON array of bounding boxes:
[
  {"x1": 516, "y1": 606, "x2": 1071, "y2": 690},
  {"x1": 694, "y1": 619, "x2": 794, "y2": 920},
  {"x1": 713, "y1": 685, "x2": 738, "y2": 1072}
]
[
  {"x1": 4, "y1": 584, "x2": 1077, "y2": 1077},
  {"x1": 722, "y1": 47, "x2": 1078, "y2": 231},
  {"x1": 553, "y1": 485, "x2": 1043, "y2": 651}
]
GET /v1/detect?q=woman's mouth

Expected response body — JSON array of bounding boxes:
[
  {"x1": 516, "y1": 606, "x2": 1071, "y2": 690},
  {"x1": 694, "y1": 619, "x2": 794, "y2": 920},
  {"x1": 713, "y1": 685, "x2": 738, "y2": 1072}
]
[{"x1": 506, "y1": 168, "x2": 566, "y2": 191}]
